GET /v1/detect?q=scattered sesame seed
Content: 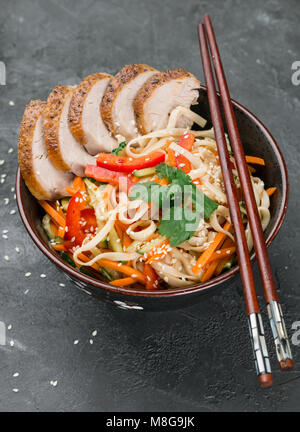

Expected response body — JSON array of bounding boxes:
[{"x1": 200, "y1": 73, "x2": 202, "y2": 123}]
[
  {"x1": 11, "y1": 187, "x2": 15, "y2": 192},
  {"x1": 2, "y1": 229, "x2": 8, "y2": 233},
  {"x1": 4, "y1": 198, "x2": 9, "y2": 205},
  {"x1": 13, "y1": 372, "x2": 19, "y2": 377},
  {"x1": 10, "y1": 209, "x2": 16, "y2": 215},
  {"x1": 52, "y1": 380, "x2": 58, "y2": 387},
  {"x1": 89, "y1": 339, "x2": 93, "y2": 345},
  {"x1": 59, "y1": 283, "x2": 65, "y2": 287},
  {"x1": 226, "y1": 250, "x2": 231, "y2": 255},
  {"x1": 7, "y1": 324, "x2": 12, "y2": 330},
  {"x1": 73, "y1": 340, "x2": 79, "y2": 345},
  {"x1": 40, "y1": 274, "x2": 46, "y2": 278},
  {"x1": 24, "y1": 289, "x2": 29, "y2": 294},
  {"x1": 92, "y1": 330, "x2": 97, "y2": 337},
  {"x1": 4, "y1": 255, "x2": 9, "y2": 261},
  {"x1": 0, "y1": 160, "x2": 4, "y2": 166},
  {"x1": 12, "y1": 388, "x2": 19, "y2": 393},
  {"x1": 10, "y1": 340, "x2": 14, "y2": 347},
  {"x1": 2, "y1": 234, "x2": 8, "y2": 239},
  {"x1": 9, "y1": 101, "x2": 15, "y2": 106},
  {"x1": 15, "y1": 247, "x2": 20, "y2": 253},
  {"x1": 8, "y1": 148, "x2": 14, "y2": 153},
  {"x1": 25, "y1": 272, "x2": 31, "y2": 277}
]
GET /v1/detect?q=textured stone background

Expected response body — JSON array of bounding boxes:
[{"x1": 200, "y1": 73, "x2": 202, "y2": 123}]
[{"x1": 0, "y1": 0, "x2": 300, "y2": 412}]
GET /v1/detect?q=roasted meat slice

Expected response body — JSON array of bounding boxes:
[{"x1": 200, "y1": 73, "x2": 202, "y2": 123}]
[
  {"x1": 44, "y1": 86, "x2": 95, "y2": 176},
  {"x1": 133, "y1": 68, "x2": 200, "y2": 135},
  {"x1": 101, "y1": 64, "x2": 158, "y2": 140},
  {"x1": 68, "y1": 73, "x2": 117, "y2": 155},
  {"x1": 18, "y1": 100, "x2": 73, "y2": 200}
]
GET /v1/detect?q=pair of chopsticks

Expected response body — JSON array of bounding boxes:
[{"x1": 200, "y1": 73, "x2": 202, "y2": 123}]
[{"x1": 198, "y1": 15, "x2": 293, "y2": 387}]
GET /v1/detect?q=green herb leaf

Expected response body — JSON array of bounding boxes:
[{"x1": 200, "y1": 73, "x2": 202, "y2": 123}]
[
  {"x1": 111, "y1": 141, "x2": 127, "y2": 155},
  {"x1": 129, "y1": 163, "x2": 218, "y2": 247}
]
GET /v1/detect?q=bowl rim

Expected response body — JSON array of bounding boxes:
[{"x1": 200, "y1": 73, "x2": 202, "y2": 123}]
[{"x1": 16, "y1": 91, "x2": 289, "y2": 299}]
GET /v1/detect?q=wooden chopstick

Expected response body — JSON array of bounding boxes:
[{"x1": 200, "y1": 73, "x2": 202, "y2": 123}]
[
  {"x1": 203, "y1": 14, "x2": 293, "y2": 373},
  {"x1": 198, "y1": 22, "x2": 273, "y2": 388}
]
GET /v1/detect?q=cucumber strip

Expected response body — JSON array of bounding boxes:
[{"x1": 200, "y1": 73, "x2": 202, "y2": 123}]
[
  {"x1": 42, "y1": 214, "x2": 56, "y2": 240},
  {"x1": 108, "y1": 227, "x2": 123, "y2": 253},
  {"x1": 61, "y1": 198, "x2": 70, "y2": 212},
  {"x1": 133, "y1": 167, "x2": 156, "y2": 177},
  {"x1": 60, "y1": 252, "x2": 76, "y2": 268}
]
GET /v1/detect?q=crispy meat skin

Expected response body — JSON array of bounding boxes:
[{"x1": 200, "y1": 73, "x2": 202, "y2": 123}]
[
  {"x1": 18, "y1": 100, "x2": 50, "y2": 199},
  {"x1": 44, "y1": 85, "x2": 73, "y2": 172}
]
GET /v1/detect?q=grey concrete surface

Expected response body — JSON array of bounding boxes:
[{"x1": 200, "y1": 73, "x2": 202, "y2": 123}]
[{"x1": 0, "y1": 0, "x2": 300, "y2": 412}]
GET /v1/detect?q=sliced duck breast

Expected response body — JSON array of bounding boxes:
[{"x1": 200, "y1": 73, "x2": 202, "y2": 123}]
[
  {"x1": 101, "y1": 64, "x2": 158, "y2": 141},
  {"x1": 68, "y1": 73, "x2": 117, "y2": 155},
  {"x1": 44, "y1": 86, "x2": 95, "y2": 176},
  {"x1": 133, "y1": 68, "x2": 200, "y2": 135},
  {"x1": 18, "y1": 100, "x2": 74, "y2": 200}
]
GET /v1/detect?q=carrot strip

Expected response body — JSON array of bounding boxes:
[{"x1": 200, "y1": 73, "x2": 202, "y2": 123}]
[
  {"x1": 73, "y1": 176, "x2": 86, "y2": 193},
  {"x1": 245, "y1": 156, "x2": 265, "y2": 165},
  {"x1": 192, "y1": 221, "x2": 231, "y2": 274},
  {"x1": 266, "y1": 187, "x2": 277, "y2": 197},
  {"x1": 76, "y1": 252, "x2": 100, "y2": 271},
  {"x1": 201, "y1": 260, "x2": 220, "y2": 282},
  {"x1": 166, "y1": 140, "x2": 176, "y2": 167},
  {"x1": 39, "y1": 201, "x2": 66, "y2": 228},
  {"x1": 144, "y1": 263, "x2": 160, "y2": 290},
  {"x1": 110, "y1": 277, "x2": 136, "y2": 287},
  {"x1": 97, "y1": 259, "x2": 146, "y2": 284},
  {"x1": 144, "y1": 239, "x2": 170, "y2": 264},
  {"x1": 65, "y1": 186, "x2": 77, "y2": 195},
  {"x1": 115, "y1": 220, "x2": 132, "y2": 249},
  {"x1": 208, "y1": 247, "x2": 236, "y2": 263},
  {"x1": 153, "y1": 175, "x2": 169, "y2": 186},
  {"x1": 52, "y1": 243, "x2": 66, "y2": 251}
]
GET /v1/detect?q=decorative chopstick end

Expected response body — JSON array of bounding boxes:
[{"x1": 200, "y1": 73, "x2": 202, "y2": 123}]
[
  {"x1": 280, "y1": 359, "x2": 294, "y2": 371},
  {"x1": 259, "y1": 373, "x2": 273, "y2": 388}
]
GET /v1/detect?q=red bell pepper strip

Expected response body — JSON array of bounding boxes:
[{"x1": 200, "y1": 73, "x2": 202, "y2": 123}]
[
  {"x1": 175, "y1": 133, "x2": 195, "y2": 174},
  {"x1": 96, "y1": 151, "x2": 165, "y2": 173},
  {"x1": 85, "y1": 164, "x2": 134, "y2": 193},
  {"x1": 65, "y1": 191, "x2": 97, "y2": 246}
]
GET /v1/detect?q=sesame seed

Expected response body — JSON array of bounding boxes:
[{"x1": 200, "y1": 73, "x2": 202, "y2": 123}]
[
  {"x1": 92, "y1": 330, "x2": 97, "y2": 337},
  {"x1": 12, "y1": 388, "x2": 19, "y2": 393},
  {"x1": 13, "y1": 372, "x2": 19, "y2": 377},
  {"x1": 10, "y1": 210, "x2": 16, "y2": 215},
  {"x1": 52, "y1": 380, "x2": 58, "y2": 387},
  {"x1": 59, "y1": 283, "x2": 65, "y2": 287},
  {"x1": 4, "y1": 198, "x2": 9, "y2": 205},
  {"x1": 4, "y1": 255, "x2": 9, "y2": 261},
  {"x1": 24, "y1": 289, "x2": 29, "y2": 294},
  {"x1": 73, "y1": 340, "x2": 79, "y2": 345},
  {"x1": 11, "y1": 187, "x2": 15, "y2": 192},
  {"x1": 8, "y1": 148, "x2": 14, "y2": 153},
  {"x1": 25, "y1": 272, "x2": 31, "y2": 277},
  {"x1": 0, "y1": 160, "x2": 4, "y2": 165},
  {"x1": 10, "y1": 340, "x2": 14, "y2": 347},
  {"x1": 226, "y1": 250, "x2": 231, "y2": 255},
  {"x1": 2, "y1": 229, "x2": 8, "y2": 233},
  {"x1": 7, "y1": 324, "x2": 12, "y2": 330},
  {"x1": 89, "y1": 339, "x2": 93, "y2": 344},
  {"x1": 15, "y1": 247, "x2": 20, "y2": 253},
  {"x1": 131, "y1": 274, "x2": 138, "y2": 278},
  {"x1": 9, "y1": 101, "x2": 15, "y2": 106},
  {"x1": 40, "y1": 274, "x2": 46, "y2": 278},
  {"x1": 2, "y1": 234, "x2": 8, "y2": 239}
]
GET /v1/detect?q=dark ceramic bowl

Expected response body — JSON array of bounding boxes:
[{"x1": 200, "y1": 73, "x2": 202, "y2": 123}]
[{"x1": 16, "y1": 87, "x2": 288, "y2": 311}]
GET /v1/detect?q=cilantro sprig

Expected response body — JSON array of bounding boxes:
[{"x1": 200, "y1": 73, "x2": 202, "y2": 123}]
[
  {"x1": 112, "y1": 141, "x2": 127, "y2": 155},
  {"x1": 129, "y1": 163, "x2": 218, "y2": 247}
]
